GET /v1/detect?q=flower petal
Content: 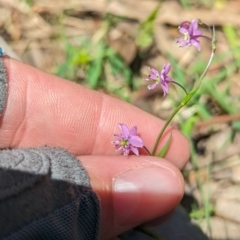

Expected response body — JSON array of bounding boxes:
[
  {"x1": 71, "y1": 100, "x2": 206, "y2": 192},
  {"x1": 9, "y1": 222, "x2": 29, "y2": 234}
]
[
  {"x1": 188, "y1": 22, "x2": 194, "y2": 35},
  {"x1": 119, "y1": 123, "x2": 129, "y2": 138},
  {"x1": 130, "y1": 146, "x2": 139, "y2": 156},
  {"x1": 165, "y1": 76, "x2": 173, "y2": 83},
  {"x1": 163, "y1": 63, "x2": 171, "y2": 75},
  {"x1": 161, "y1": 80, "x2": 169, "y2": 94},
  {"x1": 176, "y1": 38, "x2": 188, "y2": 47},
  {"x1": 129, "y1": 136, "x2": 143, "y2": 147},
  {"x1": 129, "y1": 126, "x2": 137, "y2": 136},
  {"x1": 149, "y1": 67, "x2": 159, "y2": 76},
  {"x1": 179, "y1": 27, "x2": 188, "y2": 35},
  {"x1": 123, "y1": 147, "x2": 130, "y2": 156},
  {"x1": 179, "y1": 21, "x2": 191, "y2": 30},
  {"x1": 113, "y1": 134, "x2": 122, "y2": 138},
  {"x1": 148, "y1": 73, "x2": 159, "y2": 79},
  {"x1": 116, "y1": 146, "x2": 124, "y2": 152},
  {"x1": 193, "y1": 29, "x2": 202, "y2": 36},
  {"x1": 190, "y1": 39, "x2": 201, "y2": 51},
  {"x1": 191, "y1": 19, "x2": 198, "y2": 30},
  {"x1": 112, "y1": 140, "x2": 120, "y2": 146},
  {"x1": 147, "y1": 83, "x2": 158, "y2": 90}
]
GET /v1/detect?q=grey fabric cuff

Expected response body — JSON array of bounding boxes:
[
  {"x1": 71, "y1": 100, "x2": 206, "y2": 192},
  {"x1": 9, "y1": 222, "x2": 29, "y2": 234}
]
[
  {"x1": 0, "y1": 147, "x2": 100, "y2": 240},
  {"x1": 0, "y1": 57, "x2": 7, "y2": 115}
]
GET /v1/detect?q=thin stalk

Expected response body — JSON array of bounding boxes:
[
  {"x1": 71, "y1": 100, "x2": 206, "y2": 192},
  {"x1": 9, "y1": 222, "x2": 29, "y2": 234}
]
[
  {"x1": 200, "y1": 35, "x2": 212, "y2": 41},
  {"x1": 196, "y1": 29, "x2": 216, "y2": 85},
  {"x1": 151, "y1": 104, "x2": 182, "y2": 156},
  {"x1": 152, "y1": 26, "x2": 216, "y2": 156},
  {"x1": 143, "y1": 146, "x2": 151, "y2": 155},
  {"x1": 196, "y1": 49, "x2": 215, "y2": 87},
  {"x1": 170, "y1": 80, "x2": 188, "y2": 95}
]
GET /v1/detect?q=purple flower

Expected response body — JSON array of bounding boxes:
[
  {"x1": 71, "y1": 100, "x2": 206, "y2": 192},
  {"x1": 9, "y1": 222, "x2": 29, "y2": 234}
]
[
  {"x1": 176, "y1": 19, "x2": 202, "y2": 51},
  {"x1": 112, "y1": 123, "x2": 144, "y2": 156},
  {"x1": 145, "y1": 63, "x2": 173, "y2": 96}
]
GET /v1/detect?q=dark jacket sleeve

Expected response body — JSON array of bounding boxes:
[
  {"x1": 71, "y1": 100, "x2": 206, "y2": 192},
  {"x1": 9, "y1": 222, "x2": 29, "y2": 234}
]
[{"x1": 0, "y1": 147, "x2": 100, "y2": 240}]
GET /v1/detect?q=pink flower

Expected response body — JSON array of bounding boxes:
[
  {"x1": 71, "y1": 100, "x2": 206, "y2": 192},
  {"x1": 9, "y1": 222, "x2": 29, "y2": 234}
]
[
  {"x1": 112, "y1": 123, "x2": 144, "y2": 156},
  {"x1": 145, "y1": 63, "x2": 173, "y2": 96},
  {"x1": 176, "y1": 19, "x2": 202, "y2": 51}
]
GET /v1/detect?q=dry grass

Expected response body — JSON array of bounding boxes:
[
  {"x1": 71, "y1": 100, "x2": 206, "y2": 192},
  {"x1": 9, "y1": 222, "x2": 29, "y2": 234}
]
[{"x1": 1, "y1": 0, "x2": 240, "y2": 239}]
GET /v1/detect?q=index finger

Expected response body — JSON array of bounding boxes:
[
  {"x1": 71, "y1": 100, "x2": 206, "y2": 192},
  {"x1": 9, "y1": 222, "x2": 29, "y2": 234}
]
[{"x1": 0, "y1": 57, "x2": 189, "y2": 168}]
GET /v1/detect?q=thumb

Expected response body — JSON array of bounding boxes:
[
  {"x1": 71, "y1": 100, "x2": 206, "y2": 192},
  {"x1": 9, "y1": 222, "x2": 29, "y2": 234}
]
[{"x1": 79, "y1": 155, "x2": 184, "y2": 240}]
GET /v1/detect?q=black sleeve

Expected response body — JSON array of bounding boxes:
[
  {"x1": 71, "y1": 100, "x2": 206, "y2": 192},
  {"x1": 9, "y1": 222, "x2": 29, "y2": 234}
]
[{"x1": 0, "y1": 147, "x2": 100, "y2": 240}]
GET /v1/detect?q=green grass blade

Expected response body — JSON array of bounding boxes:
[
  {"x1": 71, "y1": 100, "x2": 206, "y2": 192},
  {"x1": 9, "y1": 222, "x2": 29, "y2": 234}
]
[
  {"x1": 137, "y1": 4, "x2": 160, "y2": 47},
  {"x1": 87, "y1": 42, "x2": 105, "y2": 89},
  {"x1": 157, "y1": 133, "x2": 172, "y2": 157},
  {"x1": 223, "y1": 25, "x2": 240, "y2": 69}
]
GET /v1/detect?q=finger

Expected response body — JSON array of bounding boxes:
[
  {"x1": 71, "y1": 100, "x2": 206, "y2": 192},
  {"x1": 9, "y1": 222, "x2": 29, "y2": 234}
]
[
  {"x1": 0, "y1": 57, "x2": 189, "y2": 168},
  {"x1": 79, "y1": 155, "x2": 184, "y2": 240}
]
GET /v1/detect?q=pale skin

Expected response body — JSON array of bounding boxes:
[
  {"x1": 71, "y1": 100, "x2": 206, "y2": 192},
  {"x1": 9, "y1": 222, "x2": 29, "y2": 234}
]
[{"x1": 0, "y1": 57, "x2": 190, "y2": 240}]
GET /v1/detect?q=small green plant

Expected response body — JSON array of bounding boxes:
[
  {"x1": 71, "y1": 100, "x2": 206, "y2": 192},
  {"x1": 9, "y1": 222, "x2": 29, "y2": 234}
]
[
  {"x1": 137, "y1": 4, "x2": 160, "y2": 48},
  {"x1": 56, "y1": 4, "x2": 162, "y2": 101},
  {"x1": 56, "y1": 37, "x2": 133, "y2": 101}
]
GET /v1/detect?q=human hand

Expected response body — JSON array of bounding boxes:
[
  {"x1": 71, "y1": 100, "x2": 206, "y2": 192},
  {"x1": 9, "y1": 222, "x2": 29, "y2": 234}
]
[{"x1": 0, "y1": 57, "x2": 190, "y2": 240}]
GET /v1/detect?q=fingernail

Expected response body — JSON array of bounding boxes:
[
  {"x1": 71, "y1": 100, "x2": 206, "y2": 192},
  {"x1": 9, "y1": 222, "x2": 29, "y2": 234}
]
[
  {"x1": 0, "y1": 57, "x2": 7, "y2": 115},
  {"x1": 113, "y1": 166, "x2": 182, "y2": 226}
]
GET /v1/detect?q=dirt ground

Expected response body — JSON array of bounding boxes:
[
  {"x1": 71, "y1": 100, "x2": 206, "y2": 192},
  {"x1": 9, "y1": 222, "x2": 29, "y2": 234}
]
[{"x1": 1, "y1": 0, "x2": 240, "y2": 239}]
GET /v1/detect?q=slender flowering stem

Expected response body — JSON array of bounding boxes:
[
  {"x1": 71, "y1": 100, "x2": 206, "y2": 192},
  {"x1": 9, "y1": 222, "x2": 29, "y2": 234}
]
[
  {"x1": 200, "y1": 35, "x2": 212, "y2": 41},
  {"x1": 193, "y1": 25, "x2": 216, "y2": 89},
  {"x1": 198, "y1": 19, "x2": 213, "y2": 34},
  {"x1": 152, "y1": 25, "x2": 216, "y2": 156},
  {"x1": 170, "y1": 80, "x2": 188, "y2": 95},
  {"x1": 152, "y1": 104, "x2": 182, "y2": 156},
  {"x1": 143, "y1": 146, "x2": 151, "y2": 155},
  {"x1": 197, "y1": 19, "x2": 216, "y2": 45}
]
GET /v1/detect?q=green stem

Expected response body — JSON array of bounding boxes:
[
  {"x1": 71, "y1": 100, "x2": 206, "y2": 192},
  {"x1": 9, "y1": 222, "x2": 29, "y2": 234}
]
[
  {"x1": 200, "y1": 35, "x2": 212, "y2": 41},
  {"x1": 192, "y1": 29, "x2": 216, "y2": 90},
  {"x1": 151, "y1": 104, "x2": 182, "y2": 156},
  {"x1": 151, "y1": 25, "x2": 216, "y2": 156},
  {"x1": 170, "y1": 80, "x2": 188, "y2": 95},
  {"x1": 143, "y1": 146, "x2": 151, "y2": 155}
]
